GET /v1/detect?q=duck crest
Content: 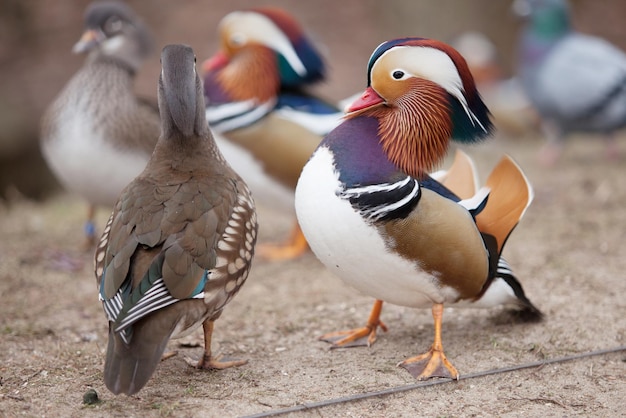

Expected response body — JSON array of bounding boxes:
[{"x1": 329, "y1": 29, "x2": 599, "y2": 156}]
[{"x1": 253, "y1": 7, "x2": 325, "y2": 85}]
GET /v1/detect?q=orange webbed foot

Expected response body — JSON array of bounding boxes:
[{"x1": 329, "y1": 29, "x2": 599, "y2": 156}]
[
  {"x1": 186, "y1": 319, "x2": 248, "y2": 370},
  {"x1": 398, "y1": 346, "x2": 459, "y2": 380},
  {"x1": 319, "y1": 300, "x2": 387, "y2": 348},
  {"x1": 191, "y1": 354, "x2": 248, "y2": 370},
  {"x1": 319, "y1": 322, "x2": 388, "y2": 348},
  {"x1": 399, "y1": 303, "x2": 459, "y2": 380}
]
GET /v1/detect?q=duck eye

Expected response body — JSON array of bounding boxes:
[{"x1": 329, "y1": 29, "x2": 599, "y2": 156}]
[
  {"x1": 230, "y1": 33, "x2": 246, "y2": 46},
  {"x1": 392, "y1": 70, "x2": 405, "y2": 80},
  {"x1": 104, "y1": 17, "x2": 123, "y2": 34}
]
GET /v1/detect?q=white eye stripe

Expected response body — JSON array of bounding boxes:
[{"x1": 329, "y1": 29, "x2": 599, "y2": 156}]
[{"x1": 374, "y1": 46, "x2": 463, "y2": 95}]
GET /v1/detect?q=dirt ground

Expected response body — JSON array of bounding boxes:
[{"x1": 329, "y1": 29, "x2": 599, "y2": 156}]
[{"x1": 1, "y1": 134, "x2": 625, "y2": 417}]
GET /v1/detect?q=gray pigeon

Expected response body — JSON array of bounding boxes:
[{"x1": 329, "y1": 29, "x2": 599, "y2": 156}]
[{"x1": 515, "y1": 0, "x2": 626, "y2": 164}]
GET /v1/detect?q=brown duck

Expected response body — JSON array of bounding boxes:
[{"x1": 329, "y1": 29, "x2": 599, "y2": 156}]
[{"x1": 94, "y1": 44, "x2": 257, "y2": 395}]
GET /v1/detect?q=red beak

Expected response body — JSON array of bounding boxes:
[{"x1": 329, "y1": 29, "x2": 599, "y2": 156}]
[
  {"x1": 347, "y1": 87, "x2": 384, "y2": 112},
  {"x1": 202, "y1": 51, "x2": 229, "y2": 73}
]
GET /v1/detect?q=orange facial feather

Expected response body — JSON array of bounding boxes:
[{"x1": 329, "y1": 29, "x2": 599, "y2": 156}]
[
  {"x1": 217, "y1": 46, "x2": 280, "y2": 103},
  {"x1": 349, "y1": 78, "x2": 452, "y2": 179}
]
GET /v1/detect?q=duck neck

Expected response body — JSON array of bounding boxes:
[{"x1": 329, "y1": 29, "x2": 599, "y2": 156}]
[{"x1": 323, "y1": 116, "x2": 408, "y2": 187}]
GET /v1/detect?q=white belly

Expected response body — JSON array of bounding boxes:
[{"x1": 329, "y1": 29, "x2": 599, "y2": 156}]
[
  {"x1": 42, "y1": 114, "x2": 149, "y2": 207},
  {"x1": 214, "y1": 132, "x2": 294, "y2": 213},
  {"x1": 295, "y1": 147, "x2": 459, "y2": 308}
]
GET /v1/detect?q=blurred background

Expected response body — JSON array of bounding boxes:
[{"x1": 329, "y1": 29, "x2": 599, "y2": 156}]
[{"x1": 1, "y1": 0, "x2": 625, "y2": 201}]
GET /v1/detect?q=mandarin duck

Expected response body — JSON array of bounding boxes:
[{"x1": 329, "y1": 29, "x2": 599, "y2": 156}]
[
  {"x1": 40, "y1": 1, "x2": 160, "y2": 248},
  {"x1": 94, "y1": 44, "x2": 257, "y2": 395},
  {"x1": 203, "y1": 7, "x2": 345, "y2": 260},
  {"x1": 514, "y1": 0, "x2": 626, "y2": 164},
  {"x1": 295, "y1": 38, "x2": 542, "y2": 380}
]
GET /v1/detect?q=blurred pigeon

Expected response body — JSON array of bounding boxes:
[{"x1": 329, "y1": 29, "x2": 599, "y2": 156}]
[{"x1": 515, "y1": 0, "x2": 626, "y2": 164}]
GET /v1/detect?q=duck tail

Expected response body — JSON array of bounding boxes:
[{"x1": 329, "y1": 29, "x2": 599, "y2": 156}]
[{"x1": 103, "y1": 319, "x2": 173, "y2": 396}]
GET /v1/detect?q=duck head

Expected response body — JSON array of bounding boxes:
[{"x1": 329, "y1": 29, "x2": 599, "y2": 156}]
[
  {"x1": 159, "y1": 44, "x2": 209, "y2": 140},
  {"x1": 202, "y1": 7, "x2": 325, "y2": 102},
  {"x1": 73, "y1": 1, "x2": 153, "y2": 72},
  {"x1": 346, "y1": 37, "x2": 492, "y2": 178}
]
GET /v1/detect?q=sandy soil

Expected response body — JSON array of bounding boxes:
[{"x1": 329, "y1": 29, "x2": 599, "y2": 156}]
[{"x1": 1, "y1": 135, "x2": 625, "y2": 417}]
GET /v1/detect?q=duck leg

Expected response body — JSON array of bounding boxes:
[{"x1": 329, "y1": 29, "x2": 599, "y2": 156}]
[
  {"x1": 82, "y1": 203, "x2": 97, "y2": 250},
  {"x1": 320, "y1": 299, "x2": 387, "y2": 348},
  {"x1": 398, "y1": 303, "x2": 459, "y2": 380},
  {"x1": 257, "y1": 222, "x2": 309, "y2": 261},
  {"x1": 194, "y1": 320, "x2": 248, "y2": 369}
]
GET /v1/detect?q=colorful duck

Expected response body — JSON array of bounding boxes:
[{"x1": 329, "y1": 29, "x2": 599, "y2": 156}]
[
  {"x1": 95, "y1": 44, "x2": 257, "y2": 395},
  {"x1": 295, "y1": 37, "x2": 542, "y2": 380},
  {"x1": 203, "y1": 7, "x2": 345, "y2": 260}
]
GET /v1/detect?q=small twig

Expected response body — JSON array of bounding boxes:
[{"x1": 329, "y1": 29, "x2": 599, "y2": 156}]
[{"x1": 242, "y1": 345, "x2": 626, "y2": 418}]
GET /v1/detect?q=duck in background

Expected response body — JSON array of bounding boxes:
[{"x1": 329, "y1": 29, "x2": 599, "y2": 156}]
[
  {"x1": 451, "y1": 31, "x2": 538, "y2": 138},
  {"x1": 295, "y1": 37, "x2": 542, "y2": 380},
  {"x1": 202, "y1": 7, "x2": 346, "y2": 261},
  {"x1": 95, "y1": 44, "x2": 257, "y2": 395},
  {"x1": 40, "y1": 1, "x2": 160, "y2": 249},
  {"x1": 515, "y1": 0, "x2": 626, "y2": 164}
]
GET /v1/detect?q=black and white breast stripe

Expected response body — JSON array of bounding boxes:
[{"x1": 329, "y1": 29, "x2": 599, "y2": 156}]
[
  {"x1": 206, "y1": 98, "x2": 275, "y2": 133},
  {"x1": 339, "y1": 176, "x2": 421, "y2": 221}
]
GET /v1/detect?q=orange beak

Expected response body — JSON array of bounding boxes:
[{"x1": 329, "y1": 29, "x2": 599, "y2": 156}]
[
  {"x1": 72, "y1": 29, "x2": 105, "y2": 54},
  {"x1": 347, "y1": 87, "x2": 385, "y2": 112}
]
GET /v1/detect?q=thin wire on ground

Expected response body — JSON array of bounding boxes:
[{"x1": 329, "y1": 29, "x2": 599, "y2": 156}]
[{"x1": 242, "y1": 345, "x2": 626, "y2": 418}]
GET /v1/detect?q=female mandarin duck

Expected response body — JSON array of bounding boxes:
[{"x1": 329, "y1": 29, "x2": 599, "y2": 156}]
[
  {"x1": 295, "y1": 38, "x2": 542, "y2": 380},
  {"x1": 94, "y1": 44, "x2": 257, "y2": 395},
  {"x1": 203, "y1": 7, "x2": 345, "y2": 260},
  {"x1": 41, "y1": 1, "x2": 160, "y2": 248}
]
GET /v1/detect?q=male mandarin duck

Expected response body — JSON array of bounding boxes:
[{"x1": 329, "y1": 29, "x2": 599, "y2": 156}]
[
  {"x1": 295, "y1": 37, "x2": 542, "y2": 380},
  {"x1": 40, "y1": 1, "x2": 160, "y2": 248},
  {"x1": 514, "y1": 0, "x2": 626, "y2": 164},
  {"x1": 94, "y1": 44, "x2": 257, "y2": 395},
  {"x1": 203, "y1": 7, "x2": 345, "y2": 260}
]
